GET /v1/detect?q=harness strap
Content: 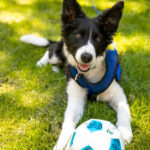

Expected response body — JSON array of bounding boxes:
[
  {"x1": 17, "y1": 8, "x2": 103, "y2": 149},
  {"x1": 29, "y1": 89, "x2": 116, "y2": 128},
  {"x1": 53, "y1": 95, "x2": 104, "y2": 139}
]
[{"x1": 92, "y1": 5, "x2": 121, "y2": 82}]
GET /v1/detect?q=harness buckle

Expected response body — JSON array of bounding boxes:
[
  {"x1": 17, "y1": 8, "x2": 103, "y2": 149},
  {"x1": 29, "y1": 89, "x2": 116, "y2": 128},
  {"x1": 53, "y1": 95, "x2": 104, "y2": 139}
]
[{"x1": 75, "y1": 73, "x2": 81, "y2": 81}]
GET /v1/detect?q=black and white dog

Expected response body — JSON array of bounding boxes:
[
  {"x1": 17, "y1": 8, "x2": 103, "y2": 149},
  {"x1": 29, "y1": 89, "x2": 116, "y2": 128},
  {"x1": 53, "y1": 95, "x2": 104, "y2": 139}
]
[{"x1": 20, "y1": 0, "x2": 133, "y2": 149}]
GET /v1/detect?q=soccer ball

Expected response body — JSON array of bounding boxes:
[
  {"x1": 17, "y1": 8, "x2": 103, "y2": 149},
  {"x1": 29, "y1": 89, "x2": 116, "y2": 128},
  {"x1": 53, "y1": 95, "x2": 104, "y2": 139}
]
[{"x1": 67, "y1": 119, "x2": 124, "y2": 150}]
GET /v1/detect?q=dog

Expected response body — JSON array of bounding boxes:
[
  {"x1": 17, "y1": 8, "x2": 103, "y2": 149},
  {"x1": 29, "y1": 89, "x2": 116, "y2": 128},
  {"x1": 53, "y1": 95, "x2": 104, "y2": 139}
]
[{"x1": 20, "y1": 0, "x2": 133, "y2": 149}]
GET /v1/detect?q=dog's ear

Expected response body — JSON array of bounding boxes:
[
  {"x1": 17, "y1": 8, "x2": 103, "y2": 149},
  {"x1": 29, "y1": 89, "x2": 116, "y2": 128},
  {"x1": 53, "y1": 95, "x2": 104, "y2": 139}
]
[
  {"x1": 62, "y1": 0, "x2": 86, "y2": 24},
  {"x1": 97, "y1": 0, "x2": 124, "y2": 35}
]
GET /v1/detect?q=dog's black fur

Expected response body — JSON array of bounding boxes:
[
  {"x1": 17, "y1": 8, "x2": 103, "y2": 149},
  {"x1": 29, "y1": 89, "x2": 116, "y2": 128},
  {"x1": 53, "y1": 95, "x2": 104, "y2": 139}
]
[{"x1": 62, "y1": 0, "x2": 123, "y2": 56}]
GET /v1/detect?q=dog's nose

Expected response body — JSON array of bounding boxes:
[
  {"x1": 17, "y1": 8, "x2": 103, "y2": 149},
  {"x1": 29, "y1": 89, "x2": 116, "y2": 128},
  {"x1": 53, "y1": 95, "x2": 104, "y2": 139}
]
[{"x1": 81, "y1": 52, "x2": 92, "y2": 63}]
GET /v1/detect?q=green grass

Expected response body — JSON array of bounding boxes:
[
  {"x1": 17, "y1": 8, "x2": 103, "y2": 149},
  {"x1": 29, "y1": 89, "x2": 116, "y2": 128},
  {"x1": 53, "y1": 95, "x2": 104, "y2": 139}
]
[{"x1": 0, "y1": 0, "x2": 150, "y2": 149}]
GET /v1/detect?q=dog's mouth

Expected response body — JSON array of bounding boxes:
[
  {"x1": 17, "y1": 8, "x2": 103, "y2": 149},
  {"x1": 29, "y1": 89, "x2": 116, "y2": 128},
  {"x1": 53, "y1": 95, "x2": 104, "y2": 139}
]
[{"x1": 77, "y1": 63, "x2": 91, "y2": 72}]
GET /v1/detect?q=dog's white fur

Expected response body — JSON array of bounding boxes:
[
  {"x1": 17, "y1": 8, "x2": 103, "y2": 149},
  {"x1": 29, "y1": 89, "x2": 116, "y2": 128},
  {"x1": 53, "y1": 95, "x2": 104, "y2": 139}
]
[
  {"x1": 36, "y1": 50, "x2": 50, "y2": 67},
  {"x1": 54, "y1": 79, "x2": 87, "y2": 149},
  {"x1": 52, "y1": 66, "x2": 60, "y2": 73},
  {"x1": 20, "y1": 34, "x2": 50, "y2": 47},
  {"x1": 37, "y1": 50, "x2": 61, "y2": 67},
  {"x1": 20, "y1": 34, "x2": 133, "y2": 149}
]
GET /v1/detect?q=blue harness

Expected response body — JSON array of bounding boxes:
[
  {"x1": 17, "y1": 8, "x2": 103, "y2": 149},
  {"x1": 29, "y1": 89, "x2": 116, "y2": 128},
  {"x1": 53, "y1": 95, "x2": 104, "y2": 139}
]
[{"x1": 70, "y1": 50, "x2": 121, "y2": 98}]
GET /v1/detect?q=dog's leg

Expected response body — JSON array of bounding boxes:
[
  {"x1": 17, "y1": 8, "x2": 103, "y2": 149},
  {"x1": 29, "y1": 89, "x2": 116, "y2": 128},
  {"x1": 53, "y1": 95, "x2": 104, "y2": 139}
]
[
  {"x1": 52, "y1": 65, "x2": 60, "y2": 73},
  {"x1": 37, "y1": 50, "x2": 50, "y2": 67},
  {"x1": 37, "y1": 41, "x2": 64, "y2": 72},
  {"x1": 37, "y1": 50, "x2": 61, "y2": 71},
  {"x1": 97, "y1": 80, "x2": 133, "y2": 145},
  {"x1": 54, "y1": 79, "x2": 87, "y2": 150}
]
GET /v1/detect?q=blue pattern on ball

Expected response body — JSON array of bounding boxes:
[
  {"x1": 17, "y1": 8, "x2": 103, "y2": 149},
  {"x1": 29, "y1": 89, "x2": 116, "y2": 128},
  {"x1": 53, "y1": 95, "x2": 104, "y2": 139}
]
[
  {"x1": 69, "y1": 132, "x2": 76, "y2": 147},
  {"x1": 87, "y1": 120, "x2": 102, "y2": 133},
  {"x1": 81, "y1": 145, "x2": 94, "y2": 150},
  {"x1": 109, "y1": 138, "x2": 122, "y2": 150}
]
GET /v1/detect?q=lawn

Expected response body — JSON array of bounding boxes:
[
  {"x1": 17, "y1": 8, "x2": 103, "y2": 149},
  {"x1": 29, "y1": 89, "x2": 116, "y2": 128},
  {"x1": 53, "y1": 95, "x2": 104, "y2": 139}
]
[{"x1": 0, "y1": 0, "x2": 150, "y2": 149}]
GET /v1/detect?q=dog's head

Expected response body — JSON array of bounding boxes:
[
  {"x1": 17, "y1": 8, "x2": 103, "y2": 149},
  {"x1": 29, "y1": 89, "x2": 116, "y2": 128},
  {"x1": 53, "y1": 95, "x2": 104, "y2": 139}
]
[{"x1": 62, "y1": 0, "x2": 124, "y2": 73}]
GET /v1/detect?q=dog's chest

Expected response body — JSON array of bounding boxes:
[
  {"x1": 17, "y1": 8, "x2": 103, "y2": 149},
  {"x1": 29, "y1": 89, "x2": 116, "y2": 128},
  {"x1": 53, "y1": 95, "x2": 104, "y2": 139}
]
[{"x1": 84, "y1": 59, "x2": 106, "y2": 84}]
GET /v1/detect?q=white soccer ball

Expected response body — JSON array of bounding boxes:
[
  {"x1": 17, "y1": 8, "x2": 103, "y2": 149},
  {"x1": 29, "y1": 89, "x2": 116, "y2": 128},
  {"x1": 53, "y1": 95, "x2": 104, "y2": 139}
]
[{"x1": 67, "y1": 119, "x2": 125, "y2": 150}]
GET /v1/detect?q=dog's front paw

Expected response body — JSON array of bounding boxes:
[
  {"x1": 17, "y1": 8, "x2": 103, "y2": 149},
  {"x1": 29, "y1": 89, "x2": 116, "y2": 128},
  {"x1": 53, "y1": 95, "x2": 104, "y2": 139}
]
[
  {"x1": 53, "y1": 128, "x2": 75, "y2": 150},
  {"x1": 52, "y1": 66, "x2": 59, "y2": 73},
  {"x1": 53, "y1": 136, "x2": 72, "y2": 150},
  {"x1": 118, "y1": 126, "x2": 133, "y2": 145},
  {"x1": 36, "y1": 60, "x2": 43, "y2": 67},
  {"x1": 36, "y1": 60, "x2": 46, "y2": 67},
  {"x1": 53, "y1": 142, "x2": 65, "y2": 150}
]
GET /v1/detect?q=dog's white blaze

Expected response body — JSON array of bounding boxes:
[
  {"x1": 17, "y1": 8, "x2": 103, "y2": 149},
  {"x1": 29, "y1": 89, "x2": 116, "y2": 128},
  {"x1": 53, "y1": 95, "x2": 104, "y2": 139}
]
[
  {"x1": 75, "y1": 40, "x2": 96, "y2": 64},
  {"x1": 20, "y1": 34, "x2": 50, "y2": 46}
]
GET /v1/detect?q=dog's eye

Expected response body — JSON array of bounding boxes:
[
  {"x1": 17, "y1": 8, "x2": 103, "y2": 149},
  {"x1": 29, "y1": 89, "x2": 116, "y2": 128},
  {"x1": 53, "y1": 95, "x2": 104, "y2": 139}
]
[
  {"x1": 75, "y1": 34, "x2": 81, "y2": 38},
  {"x1": 96, "y1": 37, "x2": 101, "y2": 42}
]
